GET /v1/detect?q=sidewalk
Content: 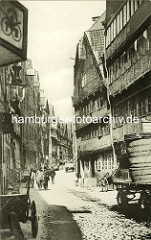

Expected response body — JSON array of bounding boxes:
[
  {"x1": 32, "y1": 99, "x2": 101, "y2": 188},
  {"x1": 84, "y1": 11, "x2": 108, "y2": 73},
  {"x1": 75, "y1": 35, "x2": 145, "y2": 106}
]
[{"x1": 21, "y1": 188, "x2": 83, "y2": 240}]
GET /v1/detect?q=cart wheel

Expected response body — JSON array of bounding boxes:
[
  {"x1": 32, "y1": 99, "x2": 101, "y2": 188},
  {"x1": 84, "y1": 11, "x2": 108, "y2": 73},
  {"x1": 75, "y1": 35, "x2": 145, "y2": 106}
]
[
  {"x1": 117, "y1": 190, "x2": 128, "y2": 212},
  {"x1": 31, "y1": 201, "x2": 38, "y2": 238},
  {"x1": 139, "y1": 191, "x2": 150, "y2": 216}
]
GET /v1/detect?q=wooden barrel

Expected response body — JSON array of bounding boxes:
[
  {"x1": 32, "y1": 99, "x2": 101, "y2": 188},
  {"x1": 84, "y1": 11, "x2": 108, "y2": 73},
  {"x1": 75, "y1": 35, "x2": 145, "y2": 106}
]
[
  {"x1": 130, "y1": 167, "x2": 151, "y2": 176},
  {"x1": 129, "y1": 156, "x2": 151, "y2": 164},
  {"x1": 130, "y1": 168, "x2": 151, "y2": 184},
  {"x1": 130, "y1": 152, "x2": 151, "y2": 157},
  {"x1": 129, "y1": 138, "x2": 151, "y2": 147},
  {"x1": 128, "y1": 138, "x2": 151, "y2": 183},
  {"x1": 128, "y1": 145, "x2": 151, "y2": 153},
  {"x1": 130, "y1": 162, "x2": 151, "y2": 168}
]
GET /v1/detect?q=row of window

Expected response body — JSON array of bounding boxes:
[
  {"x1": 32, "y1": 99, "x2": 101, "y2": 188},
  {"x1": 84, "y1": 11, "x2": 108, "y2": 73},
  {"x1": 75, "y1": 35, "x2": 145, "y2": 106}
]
[
  {"x1": 113, "y1": 93, "x2": 151, "y2": 127},
  {"x1": 106, "y1": 0, "x2": 143, "y2": 47},
  {"x1": 81, "y1": 124, "x2": 110, "y2": 141},
  {"x1": 79, "y1": 97, "x2": 107, "y2": 117},
  {"x1": 108, "y1": 26, "x2": 151, "y2": 84},
  {"x1": 80, "y1": 92, "x2": 151, "y2": 135},
  {"x1": 95, "y1": 153, "x2": 113, "y2": 171}
]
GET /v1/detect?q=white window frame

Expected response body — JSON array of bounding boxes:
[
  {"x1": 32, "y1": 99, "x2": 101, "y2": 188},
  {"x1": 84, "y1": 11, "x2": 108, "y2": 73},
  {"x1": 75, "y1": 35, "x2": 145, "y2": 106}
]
[
  {"x1": 117, "y1": 14, "x2": 120, "y2": 34},
  {"x1": 111, "y1": 23, "x2": 114, "y2": 42},
  {"x1": 113, "y1": 18, "x2": 116, "y2": 39},
  {"x1": 126, "y1": 1, "x2": 130, "y2": 22},
  {"x1": 119, "y1": 10, "x2": 123, "y2": 31},
  {"x1": 123, "y1": 4, "x2": 127, "y2": 26},
  {"x1": 106, "y1": 29, "x2": 109, "y2": 47},
  {"x1": 134, "y1": 0, "x2": 139, "y2": 11},
  {"x1": 108, "y1": 26, "x2": 111, "y2": 45},
  {"x1": 131, "y1": 0, "x2": 134, "y2": 16}
]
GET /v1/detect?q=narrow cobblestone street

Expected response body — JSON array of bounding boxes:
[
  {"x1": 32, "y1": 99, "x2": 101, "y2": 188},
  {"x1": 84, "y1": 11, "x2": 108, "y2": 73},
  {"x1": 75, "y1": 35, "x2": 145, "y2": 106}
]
[
  {"x1": 1, "y1": 1, "x2": 151, "y2": 240},
  {"x1": 20, "y1": 171, "x2": 151, "y2": 240}
]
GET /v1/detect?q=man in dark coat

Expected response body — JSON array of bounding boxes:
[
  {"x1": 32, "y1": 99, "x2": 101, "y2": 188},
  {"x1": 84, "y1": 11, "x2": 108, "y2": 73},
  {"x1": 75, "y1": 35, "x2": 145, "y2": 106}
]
[
  {"x1": 43, "y1": 167, "x2": 50, "y2": 190},
  {"x1": 49, "y1": 167, "x2": 56, "y2": 184}
]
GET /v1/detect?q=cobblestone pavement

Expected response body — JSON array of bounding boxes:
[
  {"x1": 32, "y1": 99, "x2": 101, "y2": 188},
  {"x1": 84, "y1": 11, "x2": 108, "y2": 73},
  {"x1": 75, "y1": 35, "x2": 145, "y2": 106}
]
[
  {"x1": 21, "y1": 171, "x2": 151, "y2": 240},
  {"x1": 71, "y1": 190, "x2": 151, "y2": 240}
]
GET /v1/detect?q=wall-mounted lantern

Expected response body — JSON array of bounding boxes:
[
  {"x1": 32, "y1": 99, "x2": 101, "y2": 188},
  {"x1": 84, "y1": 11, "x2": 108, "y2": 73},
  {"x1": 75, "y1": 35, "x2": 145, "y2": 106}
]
[{"x1": 11, "y1": 64, "x2": 22, "y2": 86}]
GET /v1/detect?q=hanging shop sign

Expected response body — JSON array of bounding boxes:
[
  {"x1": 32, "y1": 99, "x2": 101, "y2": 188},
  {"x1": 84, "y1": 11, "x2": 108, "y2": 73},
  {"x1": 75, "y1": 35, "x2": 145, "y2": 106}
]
[{"x1": 0, "y1": 1, "x2": 28, "y2": 66}]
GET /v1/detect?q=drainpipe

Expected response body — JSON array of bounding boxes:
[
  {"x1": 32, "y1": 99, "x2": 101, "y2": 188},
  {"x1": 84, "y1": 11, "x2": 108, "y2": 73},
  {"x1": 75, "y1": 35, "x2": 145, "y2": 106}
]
[{"x1": 103, "y1": 30, "x2": 117, "y2": 170}]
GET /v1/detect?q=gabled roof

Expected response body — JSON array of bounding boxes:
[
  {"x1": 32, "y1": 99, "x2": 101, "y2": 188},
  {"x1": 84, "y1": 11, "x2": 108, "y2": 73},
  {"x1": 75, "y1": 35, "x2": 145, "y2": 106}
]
[
  {"x1": 75, "y1": 11, "x2": 106, "y2": 66},
  {"x1": 86, "y1": 11, "x2": 106, "y2": 63}
]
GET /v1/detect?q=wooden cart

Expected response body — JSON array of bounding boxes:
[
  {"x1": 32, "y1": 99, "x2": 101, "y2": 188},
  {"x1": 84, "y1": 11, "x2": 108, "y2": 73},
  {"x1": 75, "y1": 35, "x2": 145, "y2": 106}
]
[
  {"x1": 113, "y1": 133, "x2": 151, "y2": 216},
  {"x1": 0, "y1": 172, "x2": 38, "y2": 238},
  {"x1": 113, "y1": 168, "x2": 151, "y2": 216}
]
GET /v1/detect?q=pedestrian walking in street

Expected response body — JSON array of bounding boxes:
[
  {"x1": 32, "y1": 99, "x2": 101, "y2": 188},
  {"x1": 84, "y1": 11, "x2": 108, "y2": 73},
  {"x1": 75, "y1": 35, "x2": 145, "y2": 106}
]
[
  {"x1": 100, "y1": 173, "x2": 109, "y2": 192},
  {"x1": 49, "y1": 167, "x2": 56, "y2": 184},
  {"x1": 43, "y1": 167, "x2": 50, "y2": 190},
  {"x1": 30, "y1": 169, "x2": 36, "y2": 188},
  {"x1": 36, "y1": 167, "x2": 44, "y2": 190}
]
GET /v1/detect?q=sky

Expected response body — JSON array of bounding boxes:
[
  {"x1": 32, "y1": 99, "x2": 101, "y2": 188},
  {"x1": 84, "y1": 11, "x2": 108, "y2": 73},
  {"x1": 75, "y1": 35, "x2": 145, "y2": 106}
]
[{"x1": 21, "y1": 1, "x2": 106, "y2": 118}]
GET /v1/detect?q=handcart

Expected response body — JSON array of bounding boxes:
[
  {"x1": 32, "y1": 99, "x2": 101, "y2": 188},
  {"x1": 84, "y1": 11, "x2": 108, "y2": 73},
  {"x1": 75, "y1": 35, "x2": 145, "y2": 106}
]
[{"x1": 0, "y1": 171, "x2": 38, "y2": 238}]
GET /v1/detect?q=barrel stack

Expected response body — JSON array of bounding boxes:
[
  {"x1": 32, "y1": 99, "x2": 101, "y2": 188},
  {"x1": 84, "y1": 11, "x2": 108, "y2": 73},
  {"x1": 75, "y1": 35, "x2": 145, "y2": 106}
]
[{"x1": 128, "y1": 138, "x2": 151, "y2": 184}]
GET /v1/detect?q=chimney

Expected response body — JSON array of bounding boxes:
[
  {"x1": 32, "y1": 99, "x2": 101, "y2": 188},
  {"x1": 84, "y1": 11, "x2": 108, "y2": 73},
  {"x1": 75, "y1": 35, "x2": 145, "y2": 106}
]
[{"x1": 92, "y1": 16, "x2": 100, "y2": 22}]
